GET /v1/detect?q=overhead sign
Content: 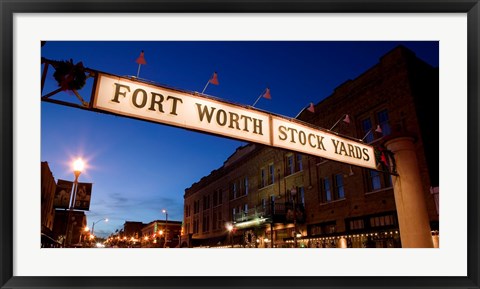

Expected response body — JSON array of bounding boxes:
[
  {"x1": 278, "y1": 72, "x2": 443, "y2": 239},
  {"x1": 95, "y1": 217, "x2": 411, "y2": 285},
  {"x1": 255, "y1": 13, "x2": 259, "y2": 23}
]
[{"x1": 93, "y1": 73, "x2": 376, "y2": 169}]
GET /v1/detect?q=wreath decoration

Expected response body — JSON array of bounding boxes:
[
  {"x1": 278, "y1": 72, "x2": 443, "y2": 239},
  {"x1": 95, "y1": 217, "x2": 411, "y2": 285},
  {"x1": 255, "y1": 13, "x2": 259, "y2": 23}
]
[
  {"x1": 53, "y1": 59, "x2": 87, "y2": 91},
  {"x1": 374, "y1": 145, "x2": 397, "y2": 174},
  {"x1": 244, "y1": 230, "x2": 257, "y2": 247}
]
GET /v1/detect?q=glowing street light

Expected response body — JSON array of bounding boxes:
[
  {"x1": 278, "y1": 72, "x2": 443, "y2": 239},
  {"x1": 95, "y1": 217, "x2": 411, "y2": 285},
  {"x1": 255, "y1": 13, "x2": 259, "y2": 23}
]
[
  {"x1": 226, "y1": 223, "x2": 234, "y2": 248},
  {"x1": 73, "y1": 158, "x2": 85, "y2": 175}
]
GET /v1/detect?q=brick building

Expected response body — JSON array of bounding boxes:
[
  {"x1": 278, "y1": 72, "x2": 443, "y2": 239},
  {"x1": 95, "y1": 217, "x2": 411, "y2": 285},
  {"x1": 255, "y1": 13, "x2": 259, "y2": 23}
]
[
  {"x1": 41, "y1": 162, "x2": 58, "y2": 247},
  {"x1": 183, "y1": 45, "x2": 439, "y2": 248}
]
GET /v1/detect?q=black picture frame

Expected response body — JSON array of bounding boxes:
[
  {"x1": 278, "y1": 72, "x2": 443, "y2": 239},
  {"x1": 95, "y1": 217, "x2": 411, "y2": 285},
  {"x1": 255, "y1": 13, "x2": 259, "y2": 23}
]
[{"x1": 1, "y1": 1, "x2": 479, "y2": 288}]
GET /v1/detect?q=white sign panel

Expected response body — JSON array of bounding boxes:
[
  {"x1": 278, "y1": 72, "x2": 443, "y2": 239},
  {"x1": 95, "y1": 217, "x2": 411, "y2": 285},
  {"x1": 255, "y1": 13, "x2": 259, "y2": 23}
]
[
  {"x1": 93, "y1": 73, "x2": 271, "y2": 145},
  {"x1": 271, "y1": 117, "x2": 376, "y2": 169},
  {"x1": 93, "y1": 73, "x2": 376, "y2": 169}
]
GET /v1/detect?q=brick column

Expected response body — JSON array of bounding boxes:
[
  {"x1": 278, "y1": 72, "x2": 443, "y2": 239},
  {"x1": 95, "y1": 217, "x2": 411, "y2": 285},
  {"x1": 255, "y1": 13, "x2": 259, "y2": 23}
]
[{"x1": 385, "y1": 136, "x2": 433, "y2": 248}]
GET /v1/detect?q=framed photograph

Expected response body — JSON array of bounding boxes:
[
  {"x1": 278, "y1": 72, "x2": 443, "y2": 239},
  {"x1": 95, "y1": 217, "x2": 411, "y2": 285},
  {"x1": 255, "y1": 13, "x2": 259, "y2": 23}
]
[{"x1": 1, "y1": 1, "x2": 479, "y2": 288}]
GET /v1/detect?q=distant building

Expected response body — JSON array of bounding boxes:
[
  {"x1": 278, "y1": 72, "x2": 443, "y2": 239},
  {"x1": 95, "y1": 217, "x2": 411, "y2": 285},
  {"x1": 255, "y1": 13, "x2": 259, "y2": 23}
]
[
  {"x1": 183, "y1": 46, "x2": 439, "y2": 248},
  {"x1": 123, "y1": 221, "x2": 144, "y2": 239}
]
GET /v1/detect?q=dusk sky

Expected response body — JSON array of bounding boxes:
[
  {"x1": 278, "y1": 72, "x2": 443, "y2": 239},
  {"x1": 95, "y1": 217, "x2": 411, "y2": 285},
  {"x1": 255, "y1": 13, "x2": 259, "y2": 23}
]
[{"x1": 41, "y1": 41, "x2": 438, "y2": 237}]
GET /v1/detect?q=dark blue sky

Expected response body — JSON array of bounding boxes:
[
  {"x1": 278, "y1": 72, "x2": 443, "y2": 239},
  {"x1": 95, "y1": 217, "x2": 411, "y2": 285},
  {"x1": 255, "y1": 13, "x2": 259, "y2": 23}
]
[{"x1": 41, "y1": 41, "x2": 438, "y2": 237}]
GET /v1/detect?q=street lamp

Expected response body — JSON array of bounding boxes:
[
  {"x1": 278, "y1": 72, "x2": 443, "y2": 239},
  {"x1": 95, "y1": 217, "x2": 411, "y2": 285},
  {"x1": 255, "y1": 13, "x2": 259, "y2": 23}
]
[
  {"x1": 162, "y1": 209, "x2": 168, "y2": 248},
  {"x1": 64, "y1": 158, "x2": 84, "y2": 247},
  {"x1": 226, "y1": 223, "x2": 234, "y2": 248},
  {"x1": 91, "y1": 218, "x2": 108, "y2": 238},
  {"x1": 290, "y1": 186, "x2": 298, "y2": 248}
]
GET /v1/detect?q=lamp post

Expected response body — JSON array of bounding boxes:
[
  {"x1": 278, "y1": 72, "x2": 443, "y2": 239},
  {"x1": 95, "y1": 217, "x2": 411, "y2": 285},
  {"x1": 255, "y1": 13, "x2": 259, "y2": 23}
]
[
  {"x1": 64, "y1": 158, "x2": 84, "y2": 247},
  {"x1": 162, "y1": 209, "x2": 168, "y2": 248},
  {"x1": 91, "y1": 218, "x2": 108, "y2": 238},
  {"x1": 291, "y1": 186, "x2": 297, "y2": 248}
]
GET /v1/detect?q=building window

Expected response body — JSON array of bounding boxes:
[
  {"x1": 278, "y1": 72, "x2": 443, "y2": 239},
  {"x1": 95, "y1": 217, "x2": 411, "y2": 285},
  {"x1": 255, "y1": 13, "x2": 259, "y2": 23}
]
[
  {"x1": 320, "y1": 175, "x2": 346, "y2": 203},
  {"x1": 308, "y1": 221, "x2": 337, "y2": 235},
  {"x1": 202, "y1": 214, "x2": 210, "y2": 232},
  {"x1": 244, "y1": 203, "x2": 248, "y2": 214},
  {"x1": 203, "y1": 195, "x2": 210, "y2": 211},
  {"x1": 240, "y1": 177, "x2": 248, "y2": 196},
  {"x1": 212, "y1": 211, "x2": 217, "y2": 230},
  {"x1": 269, "y1": 164, "x2": 275, "y2": 185},
  {"x1": 361, "y1": 118, "x2": 374, "y2": 143},
  {"x1": 232, "y1": 208, "x2": 236, "y2": 221},
  {"x1": 290, "y1": 186, "x2": 305, "y2": 205},
  {"x1": 334, "y1": 174, "x2": 345, "y2": 199},
  {"x1": 286, "y1": 154, "x2": 303, "y2": 176},
  {"x1": 323, "y1": 177, "x2": 332, "y2": 202},
  {"x1": 298, "y1": 187, "x2": 305, "y2": 205},
  {"x1": 213, "y1": 188, "x2": 223, "y2": 206},
  {"x1": 377, "y1": 109, "x2": 391, "y2": 136},
  {"x1": 218, "y1": 189, "x2": 223, "y2": 204},
  {"x1": 369, "y1": 170, "x2": 382, "y2": 191},
  {"x1": 297, "y1": 154, "x2": 303, "y2": 171},
  {"x1": 349, "y1": 219, "x2": 365, "y2": 231},
  {"x1": 370, "y1": 214, "x2": 397, "y2": 228},
  {"x1": 193, "y1": 219, "x2": 199, "y2": 234},
  {"x1": 260, "y1": 168, "x2": 266, "y2": 187},
  {"x1": 286, "y1": 155, "x2": 294, "y2": 175},
  {"x1": 244, "y1": 177, "x2": 249, "y2": 195},
  {"x1": 260, "y1": 164, "x2": 275, "y2": 188},
  {"x1": 230, "y1": 182, "x2": 238, "y2": 200},
  {"x1": 218, "y1": 212, "x2": 222, "y2": 229},
  {"x1": 367, "y1": 170, "x2": 392, "y2": 192},
  {"x1": 193, "y1": 200, "x2": 200, "y2": 214}
]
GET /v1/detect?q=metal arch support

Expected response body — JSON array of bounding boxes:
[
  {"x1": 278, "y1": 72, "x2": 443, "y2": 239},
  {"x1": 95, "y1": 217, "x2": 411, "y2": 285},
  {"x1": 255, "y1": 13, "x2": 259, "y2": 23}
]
[{"x1": 41, "y1": 58, "x2": 96, "y2": 108}]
